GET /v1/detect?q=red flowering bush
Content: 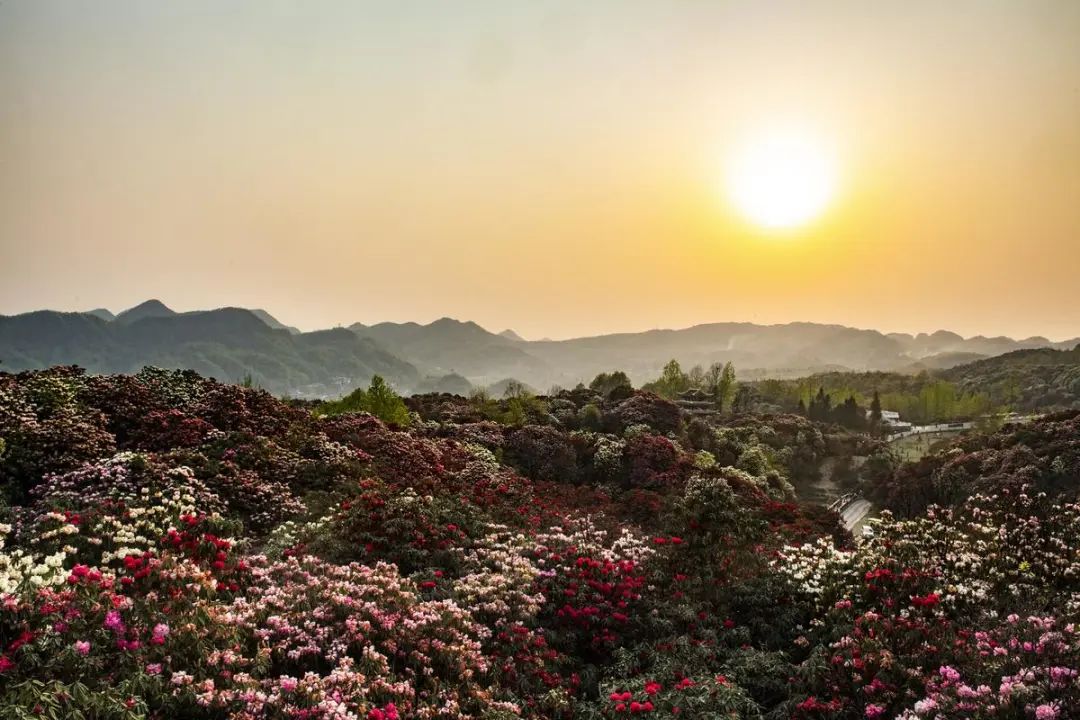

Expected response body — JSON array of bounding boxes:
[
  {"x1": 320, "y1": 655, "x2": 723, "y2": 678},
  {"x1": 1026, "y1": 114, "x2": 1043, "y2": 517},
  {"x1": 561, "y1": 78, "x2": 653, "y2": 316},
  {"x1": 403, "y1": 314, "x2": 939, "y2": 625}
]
[
  {"x1": 130, "y1": 408, "x2": 214, "y2": 450},
  {"x1": 3, "y1": 366, "x2": 1076, "y2": 719},
  {"x1": 506, "y1": 425, "x2": 580, "y2": 483},
  {"x1": 621, "y1": 434, "x2": 692, "y2": 490},
  {"x1": 606, "y1": 392, "x2": 683, "y2": 436}
]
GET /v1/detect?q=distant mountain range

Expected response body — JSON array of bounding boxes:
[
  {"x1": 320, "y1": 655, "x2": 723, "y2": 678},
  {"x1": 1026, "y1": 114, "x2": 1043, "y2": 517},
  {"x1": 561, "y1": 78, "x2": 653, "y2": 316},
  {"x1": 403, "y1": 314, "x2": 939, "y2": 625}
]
[
  {"x1": 1, "y1": 300, "x2": 1077, "y2": 398},
  {"x1": 0, "y1": 302, "x2": 416, "y2": 397}
]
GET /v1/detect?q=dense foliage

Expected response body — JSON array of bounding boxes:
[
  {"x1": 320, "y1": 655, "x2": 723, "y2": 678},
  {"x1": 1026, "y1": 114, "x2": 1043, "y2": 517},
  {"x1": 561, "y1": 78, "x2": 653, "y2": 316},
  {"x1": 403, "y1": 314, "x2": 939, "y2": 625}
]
[
  {"x1": 1, "y1": 366, "x2": 1077, "y2": 719},
  {"x1": 317, "y1": 375, "x2": 412, "y2": 426},
  {"x1": 867, "y1": 410, "x2": 1080, "y2": 518},
  {"x1": 939, "y1": 347, "x2": 1080, "y2": 413},
  {"x1": 0, "y1": 307, "x2": 419, "y2": 399},
  {"x1": 753, "y1": 345, "x2": 1080, "y2": 425},
  {"x1": 753, "y1": 373, "x2": 993, "y2": 426}
]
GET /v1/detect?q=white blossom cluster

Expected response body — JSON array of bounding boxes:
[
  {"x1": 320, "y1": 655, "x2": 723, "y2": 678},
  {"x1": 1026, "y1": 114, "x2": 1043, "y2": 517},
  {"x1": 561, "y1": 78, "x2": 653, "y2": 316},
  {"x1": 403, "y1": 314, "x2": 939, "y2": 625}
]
[{"x1": 0, "y1": 523, "x2": 67, "y2": 597}]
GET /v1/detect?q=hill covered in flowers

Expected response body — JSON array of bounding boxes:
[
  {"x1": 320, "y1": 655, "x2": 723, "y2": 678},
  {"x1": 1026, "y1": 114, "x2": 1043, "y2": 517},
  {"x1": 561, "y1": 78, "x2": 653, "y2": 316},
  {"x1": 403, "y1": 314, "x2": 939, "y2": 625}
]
[{"x1": 1, "y1": 366, "x2": 1078, "y2": 719}]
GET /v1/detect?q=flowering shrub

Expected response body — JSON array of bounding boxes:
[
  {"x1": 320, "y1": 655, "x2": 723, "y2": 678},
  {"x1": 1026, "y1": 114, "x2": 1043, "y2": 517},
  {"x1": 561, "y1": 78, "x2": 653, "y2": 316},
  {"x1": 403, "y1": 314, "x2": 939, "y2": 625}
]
[
  {"x1": 871, "y1": 410, "x2": 1080, "y2": 517},
  {"x1": 0, "y1": 370, "x2": 116, "y2": 502},
  {"x1": 506, "y1": 425, "x2": 580, "y2": 483},
  {"x1": 1, "y1": 367, "x2": 1075, "y2": 719},
  {"x1": 212, "y1": 554, "x2": 516, "y2": 718},
  {"x1": 620, "y1": 434, "x2": 692, "y2": 490},
  {"x1": 779, "y1": 489, "x2": 1080, "y2": 718},
  {"x1": 606, "y1": 392, "x2": 683, "y2": 436}
]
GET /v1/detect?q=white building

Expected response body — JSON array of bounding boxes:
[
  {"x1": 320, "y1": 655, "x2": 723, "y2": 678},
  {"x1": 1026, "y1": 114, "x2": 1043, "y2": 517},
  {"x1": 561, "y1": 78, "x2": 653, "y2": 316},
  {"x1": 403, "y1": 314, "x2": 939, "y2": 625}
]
[{"x1": 869, "y1": 408, "x2": 913, "y2": 432}]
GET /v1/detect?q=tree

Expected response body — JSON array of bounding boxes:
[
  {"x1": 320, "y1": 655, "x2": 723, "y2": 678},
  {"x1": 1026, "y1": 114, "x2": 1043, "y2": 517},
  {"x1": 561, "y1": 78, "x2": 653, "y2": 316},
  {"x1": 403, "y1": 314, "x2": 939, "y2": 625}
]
[
  {"x1": 715, "y1": 362, "x2": 737, "y2": 413},
  {"x1": 319, "y1": 375, "x2": 411, "y2": 426},
  {"x1": 704, "y1": 363, "x2": 723, "y2": 392},
  {"x1": 366, "y1": 375, "x2": 411, "y2": 426},
  {"x1": 643, "y1": 359, "x2": 691, "y2": 399},
  {"x1": 869, "y1": 390, "x2": 883, "y2": 433},
  {"x1": 500, "y1": 381, "x2": 548, "y2": 426},
  {"x1": 833, "y1": 395, "x2": 863, "y2": 429},
  {"x1": 589, "y1": 371, "x2": 633, "y2": 400},
  {"x1": 808, "y1": 387, "x2": 832, "y2": 422},
  {"x1": 502, "y1": 380, "x2": 531, "y2": 401},
  {"x1": 705, "y1": 361, "x2": 738, "y2": 412},
  {"x1": 579, "y1": 403, "x2": 603, "y2": 430},
  {"x1": 468, "y1": 388, "x2": 501, "y2": 421},
  {"x1": 731, "y1": 385, "x2": 755, "y2": 413}
]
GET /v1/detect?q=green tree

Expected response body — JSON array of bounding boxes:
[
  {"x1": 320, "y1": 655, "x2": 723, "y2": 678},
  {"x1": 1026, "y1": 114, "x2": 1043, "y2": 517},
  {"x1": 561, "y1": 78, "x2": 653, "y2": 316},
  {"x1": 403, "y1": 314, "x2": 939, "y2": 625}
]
[
  {"x1": 579, "y1": 403, "x2": 603, "y2": 430},
  {"x1": 731, "y1": 384, "x2": 755, "y2": 413},
  {"x1": 589, "y1": 370, "x2": 633, "y2": 400},
  {"x1": 319, "y1": 375, "x2": 411, "y2": 426},
  {"x1": 715, "y1": 361, "x2": 737, "y2": 413},
  {"x1": 468, "y1": 388, "x2": 501, "y2": 420},
  {"x1": 869, "y1": 390, "x2": 883, "y2": 433},
  {"x1": 502, "y1": 379, "x2": 532, "y2": 401},
  {"x1": 704, "y1": 363, "x2": 724, "y2": 393},
  {"x1": 500, "y1": 381, "x2": 548, "y2": 426},
  {"x1": 366, "y1": 375, "x2": 412, "y2": 425},
  {"x1": 642, "y1": 359, "x2": 691, "y2": 399}
]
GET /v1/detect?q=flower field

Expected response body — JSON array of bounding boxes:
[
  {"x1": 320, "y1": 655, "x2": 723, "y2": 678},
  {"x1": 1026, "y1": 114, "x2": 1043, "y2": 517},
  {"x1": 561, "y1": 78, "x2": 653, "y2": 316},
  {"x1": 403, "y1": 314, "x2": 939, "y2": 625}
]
[{"x1": 1, "y1": 366, "x2": 1078, "y2": 719}]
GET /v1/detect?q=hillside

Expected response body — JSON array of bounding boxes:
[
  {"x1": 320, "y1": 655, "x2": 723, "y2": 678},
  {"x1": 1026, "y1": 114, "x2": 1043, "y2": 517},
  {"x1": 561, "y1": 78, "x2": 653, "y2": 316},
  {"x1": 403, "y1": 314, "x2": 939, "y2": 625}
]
[
  {"x1": 869, "y1": 408, "x2": 1080, "y2": 517},
  {"x1": 249, "y1": 308, "x2": 301, "y2": 334},
  {"x1": 82, "y1": 302, "x2": 298, "y2": 335},
  {"x1": 114, "y1": 298, "x2": 177, "y2": 324},
  {"x1": 498, "y1": 328, "x2": 526, "y2": 342},
  {"x1": 2, "y1": 367, "x2": 1078, "y2": 717},
  {"x1": 350, "y1": 317, "x2": 552, "y2": 385},
  {"x1": 413, "y1": 372, "x2": 474, "y2": 395},
  {"x1": 748, "y1": 345, "x2": 1080, "y2": 423},
  {"x1": 0, "y1": 307, "x2": 418, "y2": 397},
  {"x1": 939, "y1": 345, "x2": 1080, "y2": 411},
  {"x1": 4, "y1": 301, "x2": 1078, "y2": 397},
  {"x1": 352, "y1": 317, "x2": 1078, "y2": 391},
  {"x1": 83, "y1": 308, "x2": 116, "y2": 322}
]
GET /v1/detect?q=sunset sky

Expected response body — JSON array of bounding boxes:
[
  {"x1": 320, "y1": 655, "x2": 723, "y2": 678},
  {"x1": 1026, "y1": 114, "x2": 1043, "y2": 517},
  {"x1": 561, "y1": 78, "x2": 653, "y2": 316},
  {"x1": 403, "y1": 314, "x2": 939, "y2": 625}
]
[{"x1": 2, "y1": 1, "x2": 1078, "y2": 340}]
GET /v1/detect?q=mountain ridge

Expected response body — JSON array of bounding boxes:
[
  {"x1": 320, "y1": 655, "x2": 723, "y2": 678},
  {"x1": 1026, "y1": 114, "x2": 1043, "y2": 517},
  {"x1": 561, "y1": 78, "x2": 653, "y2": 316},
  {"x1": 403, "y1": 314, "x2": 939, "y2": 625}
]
[
  {"x1": 0, "y1": 307, "x2": 418, "y2": 398},
  {"x1": 4, "y1": 301, "x2": 1077, "y2": 397}
]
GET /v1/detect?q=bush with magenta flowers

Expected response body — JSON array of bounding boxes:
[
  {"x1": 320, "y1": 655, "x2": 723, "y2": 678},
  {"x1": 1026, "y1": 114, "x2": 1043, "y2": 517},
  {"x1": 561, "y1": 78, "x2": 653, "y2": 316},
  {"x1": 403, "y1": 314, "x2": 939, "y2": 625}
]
[{"x1": 2, "y1": 366, "x2": 1076, "y2": 719}]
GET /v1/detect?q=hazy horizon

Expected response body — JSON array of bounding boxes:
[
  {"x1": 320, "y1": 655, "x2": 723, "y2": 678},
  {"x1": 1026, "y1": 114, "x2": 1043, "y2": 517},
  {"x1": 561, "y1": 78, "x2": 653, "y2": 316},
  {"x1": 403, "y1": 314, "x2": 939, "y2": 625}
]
[
  {"x1": 9, "y1": 296, "x2": 1080, "y2": 345},
  {"x1": 3, "y1": 1, "x2": 1079, "y2": 341}
]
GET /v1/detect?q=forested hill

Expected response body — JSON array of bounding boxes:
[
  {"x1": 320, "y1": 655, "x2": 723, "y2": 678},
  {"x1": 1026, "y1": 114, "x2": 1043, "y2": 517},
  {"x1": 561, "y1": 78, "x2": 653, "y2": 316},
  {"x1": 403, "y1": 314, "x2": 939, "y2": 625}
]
[
  {"x1": 0, "y1": 306, "x2": 418, "y2": 397},
  {"x1": 748, "y1": 345, "x2": 1080, "y2": 422},
  {"x1": 3, "y1": 300, "x2": 1078, "y2": 398},
  {"x1": 868, "y1": 408, "x2": 1080, "y2": 517},
  {"x1": 939, "y1": 346, "x2": 1080, "y2": 411}
]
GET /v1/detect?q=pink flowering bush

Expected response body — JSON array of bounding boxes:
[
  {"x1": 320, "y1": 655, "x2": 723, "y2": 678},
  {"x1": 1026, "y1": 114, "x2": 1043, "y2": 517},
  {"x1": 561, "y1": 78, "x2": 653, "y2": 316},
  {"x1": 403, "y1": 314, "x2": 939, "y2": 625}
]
[
  {"x1": 3, "y1": 367, "x2": 1077, "y2": 719},
  {"x1": 779, "y1": 490, "x2": 1080, "y2": 718},
  {"x1": 207, "y1": 554, "x2": 516, "y2": 718}
]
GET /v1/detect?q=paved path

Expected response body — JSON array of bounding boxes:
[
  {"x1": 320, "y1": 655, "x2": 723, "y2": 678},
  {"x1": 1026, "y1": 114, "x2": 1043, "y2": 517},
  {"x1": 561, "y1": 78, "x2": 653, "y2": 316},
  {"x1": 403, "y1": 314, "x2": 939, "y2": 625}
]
[
  {"x1": 887, "y1": 422, "x2": 974, "y2": 442},
  {"x1": 886, "y1": 414, "x2": 1041, "y2": 443},
  {"x1": 840, "y1": 498, "x2": 873, "y2": 533}
]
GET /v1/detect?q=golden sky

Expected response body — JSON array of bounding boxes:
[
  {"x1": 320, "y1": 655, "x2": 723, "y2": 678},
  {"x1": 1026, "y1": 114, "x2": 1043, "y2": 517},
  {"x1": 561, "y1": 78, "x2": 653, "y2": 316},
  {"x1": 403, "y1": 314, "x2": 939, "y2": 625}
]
[{"x1": 2, "y1": 1, "x2": 1079, "y2": 340}]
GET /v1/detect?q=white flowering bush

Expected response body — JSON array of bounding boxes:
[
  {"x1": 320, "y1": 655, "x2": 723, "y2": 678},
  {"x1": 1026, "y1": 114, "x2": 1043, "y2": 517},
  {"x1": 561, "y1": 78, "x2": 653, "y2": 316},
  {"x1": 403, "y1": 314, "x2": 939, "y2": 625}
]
[
  {"x1": 777, "y1": 489, "x2": 1080, "y2": 718},
  {"x1": 3, "y1": 367, "x2": 1078, "y2": 719},
  {"x1": 0, "y1": 523, "x2": 67, "y2": 597}
]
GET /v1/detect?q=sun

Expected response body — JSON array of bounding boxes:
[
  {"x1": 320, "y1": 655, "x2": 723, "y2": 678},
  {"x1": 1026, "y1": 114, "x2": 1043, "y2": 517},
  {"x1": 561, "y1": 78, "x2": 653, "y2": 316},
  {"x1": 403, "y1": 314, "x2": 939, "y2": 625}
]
[{"x1": 725, "y1": 127, "x2": 838, "y2": 230}]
